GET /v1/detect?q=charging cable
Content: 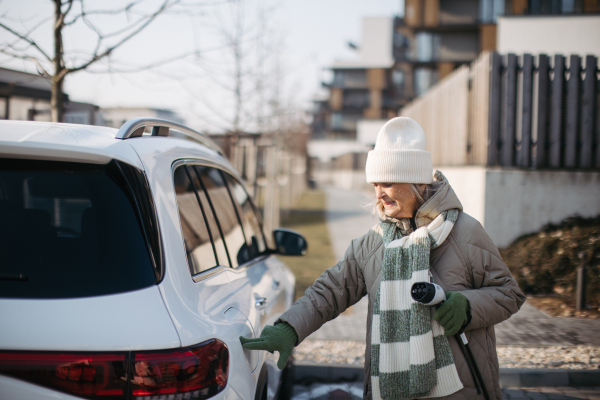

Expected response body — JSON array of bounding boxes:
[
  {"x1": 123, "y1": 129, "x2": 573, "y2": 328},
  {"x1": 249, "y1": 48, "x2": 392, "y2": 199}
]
[{"x1": 411, "y1": 282, "x2": 490, "y2": 400}]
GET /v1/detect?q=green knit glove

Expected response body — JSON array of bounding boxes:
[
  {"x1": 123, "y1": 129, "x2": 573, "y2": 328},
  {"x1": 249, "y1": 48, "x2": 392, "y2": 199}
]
[
  {"x1": 433, "y1": 291, "x2": 470, "y2": 337},
  {"x1": 239, "y1": 322, "x2": 298, "y2": 369}
]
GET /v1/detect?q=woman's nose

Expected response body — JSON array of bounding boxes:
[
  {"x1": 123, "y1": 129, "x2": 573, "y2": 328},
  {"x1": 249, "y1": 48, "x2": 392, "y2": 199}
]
[{"x1": 375, "y1": 186, "x2": 383, "y2": 199}]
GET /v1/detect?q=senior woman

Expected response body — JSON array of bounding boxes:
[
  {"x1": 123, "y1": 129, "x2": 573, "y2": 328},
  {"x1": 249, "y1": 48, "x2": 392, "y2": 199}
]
[{"x1": 241, "y1": 117, "x2": 525, "y2": 400}]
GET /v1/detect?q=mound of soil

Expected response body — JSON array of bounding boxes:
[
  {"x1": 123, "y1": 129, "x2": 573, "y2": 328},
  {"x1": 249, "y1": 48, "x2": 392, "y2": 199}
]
[{"x1": 499, "y1": 215, "x2": 600, "y2": 316}]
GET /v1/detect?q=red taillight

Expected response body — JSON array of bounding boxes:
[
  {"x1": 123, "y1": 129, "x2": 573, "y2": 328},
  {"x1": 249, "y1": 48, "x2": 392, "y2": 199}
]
[
  {"x1": 0, "y1": 352, "x2": 128, "y2": 399},
  {"x1": 0, "y1": 340, "x2": 228, "y2": 400},
  {"x1": 130, "y1": 339, "x2": 229, "y2": 399}
]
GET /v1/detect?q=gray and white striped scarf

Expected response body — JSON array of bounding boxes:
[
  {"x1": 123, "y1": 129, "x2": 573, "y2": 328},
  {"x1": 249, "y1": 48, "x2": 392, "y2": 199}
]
[{"x1": 371, "y1": 209, "x2": 463, "y2": 400}]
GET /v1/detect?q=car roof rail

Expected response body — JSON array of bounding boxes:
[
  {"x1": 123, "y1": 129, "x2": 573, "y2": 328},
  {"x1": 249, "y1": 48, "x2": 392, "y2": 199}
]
[{"x1": 115, "y1": 118, "x2": 223, "y2": 155}]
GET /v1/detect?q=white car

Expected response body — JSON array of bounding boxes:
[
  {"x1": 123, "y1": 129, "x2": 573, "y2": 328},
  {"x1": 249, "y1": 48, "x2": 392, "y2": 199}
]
[{"x1": 0, "y1": 119, "x2": 306, "y2": 400}]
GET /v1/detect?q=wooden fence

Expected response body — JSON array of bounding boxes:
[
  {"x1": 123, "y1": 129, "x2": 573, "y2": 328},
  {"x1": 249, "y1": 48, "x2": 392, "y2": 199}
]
[
  {"x1": 400, "y1": 52, "x2": 491, "y2": 166},
  {"x1": 489, "y1": 53, "x2": 600, "y2": 169},
  {"x1": 400, "y1": 52, "x2": 600, "y2": 169}
]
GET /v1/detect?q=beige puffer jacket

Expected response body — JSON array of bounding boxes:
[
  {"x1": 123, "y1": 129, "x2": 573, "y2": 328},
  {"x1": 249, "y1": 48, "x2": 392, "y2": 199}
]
[{"x1": 277, "y1": 175, "x2": 525, "y2": 400}]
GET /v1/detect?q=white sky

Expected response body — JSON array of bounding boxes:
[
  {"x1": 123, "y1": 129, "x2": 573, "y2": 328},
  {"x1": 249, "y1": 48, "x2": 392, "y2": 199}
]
[{"x1": 0, "y1": 0, "x2": 403, "y2": 131}]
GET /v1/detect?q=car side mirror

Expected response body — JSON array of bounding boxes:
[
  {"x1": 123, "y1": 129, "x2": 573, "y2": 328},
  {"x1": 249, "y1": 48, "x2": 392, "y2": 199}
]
[{"x1": 273, "y1": 228, "x2": 307, "y2": 256}]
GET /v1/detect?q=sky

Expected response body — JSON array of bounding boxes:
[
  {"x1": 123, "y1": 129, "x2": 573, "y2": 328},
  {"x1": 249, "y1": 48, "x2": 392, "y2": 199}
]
[{"x1": 0, "y1": 0, "x2": 403, "y2": 132}]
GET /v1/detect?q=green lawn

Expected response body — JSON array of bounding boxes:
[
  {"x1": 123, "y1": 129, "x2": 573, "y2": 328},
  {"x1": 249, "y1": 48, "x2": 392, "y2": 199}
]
[{"x1": 279, "y1": 189, "x2": 337, "y2": 300}]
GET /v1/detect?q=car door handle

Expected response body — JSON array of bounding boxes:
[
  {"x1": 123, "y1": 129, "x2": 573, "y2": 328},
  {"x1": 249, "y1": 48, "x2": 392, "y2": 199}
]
[
  {"x1": 255, "y1": 297, "x2": 268, "y2": 309},
  {"x1": 272, "y1": 279, "x2": 280, "y2": 289}
]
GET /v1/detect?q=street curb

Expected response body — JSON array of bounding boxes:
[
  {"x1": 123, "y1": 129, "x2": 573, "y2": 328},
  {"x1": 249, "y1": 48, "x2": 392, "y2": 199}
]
[{"x1": 293, "y1": 363, "x2": 600, "y2": 388}]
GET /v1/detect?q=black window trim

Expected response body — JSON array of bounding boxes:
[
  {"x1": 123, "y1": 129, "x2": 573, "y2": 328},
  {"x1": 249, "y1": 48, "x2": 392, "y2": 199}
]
[
  {"x1": 171, "y1": 159, "x2": 270, "y2": 282},
  {"x1": 112, "y1": 160, "x2": 164, "y2": 283},
  {"x1": 182, "y1": 165, "x2": 220, "y2": 267},
  {"x1": 190, "y1": 165, "x2": 233, "y2": 269}
]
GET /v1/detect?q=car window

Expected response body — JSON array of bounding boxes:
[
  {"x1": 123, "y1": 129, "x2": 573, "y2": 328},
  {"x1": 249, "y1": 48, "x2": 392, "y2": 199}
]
[
  {"x1": 184, "y1": 166, "x2": 230, "y2": 268},
  {"x1": 0, "y1": 159, "x2": 156, "y2": 299},
  {"x1": 173, "y1": 166, "x2": 219, "y2": 274},
  {"x1": 191, "y1": 166, "x2": 247, "y2": 268},
  {"x1": 222, "y1": 173, "x2": 267, "y2": 254}
]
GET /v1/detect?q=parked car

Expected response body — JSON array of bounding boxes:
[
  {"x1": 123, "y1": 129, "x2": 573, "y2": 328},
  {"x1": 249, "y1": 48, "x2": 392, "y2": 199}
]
[{"x1": 0, "y1": 118, "x2": 306, "y2": 400}]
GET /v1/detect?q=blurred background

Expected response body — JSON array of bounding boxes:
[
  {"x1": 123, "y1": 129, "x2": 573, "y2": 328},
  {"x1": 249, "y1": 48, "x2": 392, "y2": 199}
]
[{"x1": 2, "y1": 0, "x2": 600, "y2": 381}]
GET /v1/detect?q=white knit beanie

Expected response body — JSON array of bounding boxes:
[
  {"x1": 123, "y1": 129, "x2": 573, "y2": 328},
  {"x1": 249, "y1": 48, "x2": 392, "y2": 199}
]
[{"x1": 365, "y1": 117, "x2": 433, "y2": 184}]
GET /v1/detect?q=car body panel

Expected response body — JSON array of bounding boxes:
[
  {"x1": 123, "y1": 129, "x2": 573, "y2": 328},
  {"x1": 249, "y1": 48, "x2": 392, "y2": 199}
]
[
  {"x1": 123, "y1": 137, "x2": 264, "y2": 399},
  {"x1": 125, "y1": 137, "x2": 296, "y2": 399},
  {"x1": 0, "y1": 120, "x2": 143, "y2": 168},
  {"x1": 0, "y1": 286, "x2": 180, "y2": 351},
  {"x1": 0, "y1": 373, "x2": 245, "y2": 400},
  {"x1": 0, "y1": 374, "x2": 86, "y2": 400}
]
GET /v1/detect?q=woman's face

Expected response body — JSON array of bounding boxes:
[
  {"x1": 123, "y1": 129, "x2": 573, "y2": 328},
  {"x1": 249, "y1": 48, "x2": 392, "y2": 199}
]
[{"x1": 373, "y1": 182, "x2": 422, "y2": 219}]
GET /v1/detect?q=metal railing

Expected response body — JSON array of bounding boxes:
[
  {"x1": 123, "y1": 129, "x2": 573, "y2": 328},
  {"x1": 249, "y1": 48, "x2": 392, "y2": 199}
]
[{"x1": 115, "y1": 118, "x2": 223, "y2": 155}]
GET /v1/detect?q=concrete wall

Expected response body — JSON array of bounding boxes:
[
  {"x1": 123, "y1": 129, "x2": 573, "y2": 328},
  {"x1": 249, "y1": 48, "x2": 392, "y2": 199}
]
[
  {"x1": 483, "y1": 169, "x2": 600, "y2": 248},
  {"x1": 441, "y1": 167, "x2": 600, "y2": 248},
  {"x1": 497, "y1": 15, "x2": 600, "y2": 58},
  {"x1": 439, "y1": 167, "x2": 487, "y2": 227}
]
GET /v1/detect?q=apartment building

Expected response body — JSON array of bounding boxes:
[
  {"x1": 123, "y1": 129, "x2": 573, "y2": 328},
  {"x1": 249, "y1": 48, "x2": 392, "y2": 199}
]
[
  {"x1": 312, "y1": 0, "x2": 600, "y2": 144},
  {"x1": 313, "y1": 1, "x2": 504, "y2": 141}
]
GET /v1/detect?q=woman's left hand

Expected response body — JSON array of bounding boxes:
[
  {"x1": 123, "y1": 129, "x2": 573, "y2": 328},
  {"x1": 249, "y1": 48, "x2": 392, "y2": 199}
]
[{"x1": 433, "y1": 291, "x2": 470, "y2": 336}]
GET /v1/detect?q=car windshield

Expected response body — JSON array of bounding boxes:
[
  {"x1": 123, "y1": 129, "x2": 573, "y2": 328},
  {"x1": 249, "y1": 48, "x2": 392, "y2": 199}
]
[{"x1": 0, "y1": 159, "x2": 157, "y2": 299}]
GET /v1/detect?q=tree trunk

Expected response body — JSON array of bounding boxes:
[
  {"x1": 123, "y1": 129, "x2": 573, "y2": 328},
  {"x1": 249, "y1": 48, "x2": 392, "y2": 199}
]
[
  {"x1": 51, "y1": 0, "x2": 65, "y2": 122},
  {"x1": 51, "y1": 75, "x2": 65, "y2": 123}
]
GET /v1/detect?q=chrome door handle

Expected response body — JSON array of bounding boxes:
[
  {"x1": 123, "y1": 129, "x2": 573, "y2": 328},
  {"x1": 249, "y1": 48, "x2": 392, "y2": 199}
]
[
  {"x1": 255, "y1": 297, "x2": 268, "y2": 309},
  {"x1": 272, "y1": 279, "x2": 280, "y2": 289}
]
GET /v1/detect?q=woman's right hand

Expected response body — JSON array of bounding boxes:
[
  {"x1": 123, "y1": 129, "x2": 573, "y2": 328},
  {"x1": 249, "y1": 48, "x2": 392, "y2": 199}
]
[{"x1": 239, "y1": 322, "x2": 298, "y2": 369}]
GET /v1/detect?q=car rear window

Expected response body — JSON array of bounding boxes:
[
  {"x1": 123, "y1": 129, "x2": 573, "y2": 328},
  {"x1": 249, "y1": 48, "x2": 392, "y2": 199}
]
[{"x1": 0, "y1": 159, "x2": 157, "y2": 299}]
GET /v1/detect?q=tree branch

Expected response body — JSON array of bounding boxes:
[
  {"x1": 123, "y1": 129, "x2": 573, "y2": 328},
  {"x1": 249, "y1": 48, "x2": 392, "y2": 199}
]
[
  {"x1": 67, "y1": 0, "x2": 181, "y2": 74},
  {"x1": 0, "y1": 21, "x2": 52, "y2": 61},
  {"x1": 0, "y1": 49, "x2": 51, "y2": 77},
  {"x1": 55, "y1": 0, "x2": 75, "y2": 28},
  {"x1": 64, "y1": 0, "x2": 144, "y2": 26},
  {"x1": 84, "y1": 49, "x2": 200, "y2": 73}
]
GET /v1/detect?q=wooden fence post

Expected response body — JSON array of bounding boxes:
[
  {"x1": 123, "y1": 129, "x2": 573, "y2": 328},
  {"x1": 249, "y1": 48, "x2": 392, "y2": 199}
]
[
  {"x1": 565, "y1": 55, "x2": 581, "y2": 168},
  {"x1": 519, "y1": 54, "x2": 533, "y2": 168},
  {"x1": 501, "y1": 54, "x2": 517, "y2": 167},
  {"x1": 488, "y1": 52, "x2": 502, "y2": 166},
  {"x1": 550, "y1": 54, "x2": 565, "y2": 167},
  {"x1": 597, "y1": 74, "x2": 600, "y2": 169},
  {"x1": 581, "y1": 55, "x2": 597, "y2": 169},
  {"x1": 535, "y1": 54, "x2": 550, "y2": 168}
]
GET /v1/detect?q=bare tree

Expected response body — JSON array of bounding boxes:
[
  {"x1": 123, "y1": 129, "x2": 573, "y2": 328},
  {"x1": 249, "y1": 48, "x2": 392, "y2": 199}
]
[
  {"x1": 0, "y1": 0, "x2": 188, "y2": 122},
  {"x1": 179, "y1": 0, "x2": 286, "y2": 133}
]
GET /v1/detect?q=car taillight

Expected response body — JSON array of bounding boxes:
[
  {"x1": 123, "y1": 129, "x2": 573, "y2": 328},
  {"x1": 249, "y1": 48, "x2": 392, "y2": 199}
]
[
  {"x1": 0, "y1": 339, "x2": 228, "y2": 400},
  {"x1": 130, "y1": 339, "x2": 228, "y2": 400},
  {"x1": 0, "y1": 352, "x2": 128, "y2": 399}
]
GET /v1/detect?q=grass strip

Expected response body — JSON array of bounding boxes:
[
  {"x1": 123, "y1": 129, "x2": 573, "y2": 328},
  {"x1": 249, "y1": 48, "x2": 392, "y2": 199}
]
[{"x1": 279, "y1": 189, "x2": 337, "y2": 300}]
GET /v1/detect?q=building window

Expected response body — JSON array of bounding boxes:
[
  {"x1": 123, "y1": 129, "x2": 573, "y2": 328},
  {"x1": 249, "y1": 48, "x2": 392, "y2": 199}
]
[
  {"x1": 330, "y1": 112, "x2": 361, "y2": 131},
  {"x1": 332, "y1": 70, "x2": 367, "y2": 88},
  {"x1": 331, "y1": 113, "x2": 343, "y2": 130},
  {"x1": 393, "y1": 32, "x2": 411, "y2": 60},
  {"x1": 392, "y1": 69, "x2": 405, "y2": 97},
  {"x1": 414, "y1": 68, "x2": 438, "y2": 96},
  {"x1": 392, "y1": 69, "x2": 405, "y2": 87},
  {"x1": 526, "y1": 0, "x2": 581, "y2": 14},
  {"x1": 480, "y1": 0, "x2": 505, "y2": 22},
  {"x1": 343, "y1": 90, "x2": 370, "y2": 108},
  {"x1": 415, "y1": 32, "x2": 441, "y2": 62}
]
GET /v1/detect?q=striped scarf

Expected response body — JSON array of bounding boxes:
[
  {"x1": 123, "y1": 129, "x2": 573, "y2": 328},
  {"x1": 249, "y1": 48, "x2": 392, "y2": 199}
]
[{"x1": 371, "y1": 209, "x2": 463, "y2": 400}]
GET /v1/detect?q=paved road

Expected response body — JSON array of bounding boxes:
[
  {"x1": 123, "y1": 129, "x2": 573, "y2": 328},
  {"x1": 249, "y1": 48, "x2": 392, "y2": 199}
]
[
  {"x1": 303, "y1": 186, "x2": 375, "y2": 342},
  {"x1": 291, "y1": 382, "x2": 600, "y2": 400},
  {"x1": 303, "y1": 186, "x2": 600, "y2": 347}
]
